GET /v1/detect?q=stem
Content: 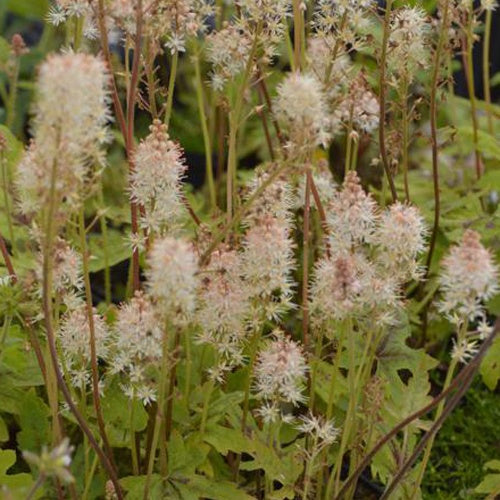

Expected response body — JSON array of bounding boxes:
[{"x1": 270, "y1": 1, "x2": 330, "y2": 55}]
[
  {"x1": 302, "y1": 168, "x2": 311, "y2": 348},
  {"x1": 129, "y1": 395, "x2": 139, "y2": 475},
  {"x1": 378, "y1": 0, "x2": 398, "y2": 203},
  {"x1": 42, "y1": 158, "x2": 123, "y2": 498},
  {"x1": 293, "y1": 0, "x2": 303, "y2": 70},
  {"x1": 6, "y1": 57, "x2": 20, "y2": 130},
  {"x1": 401, "y1": 79, "x2": 410, "y2": 202},
  {"x1": 423, "y1": 0, "x2": 451, "y2": 280},
  {"x1": 483, "y1": 9, "x2": 493, "y2": 135},
  {"x1": 144, "y1": 322, "x2": 170, "y2": 499},
  {"x1": 82, "y1": 452, "x2": 99, "y2": 500},
  {"x1": 0, "y1": 150, "x2": 14, "y2": 253},
  {"x1": 330, "y1": 320, "x2": 356, "y2": 496},
  {"x1": 463, "y1": 18, "x2": 482, "y2": 179},
  {"x1": 164, "y1": 50, "x2": 179, "y2": 128},
  {"x1": 26, "y1": 473, "x2": 46, "y2": 500},
  {"x1": 200, "y1": 379, "x2": 215, "y2": 435},
  {"x1": 226, "y1": 28, "x2": 261, "y2": 225},
  {"x1": 78, "y1": 208, "x2": 117, "y2": 471},
  {"x1": 194, "y1": 52, "x2": 217, "y2": 212},
  {"x1": 97, "y1": 188, "x2": 111, "y2": 305},
  {"x1": 233, "y1": 329, "x2": 263, "y2": 479},
  {"x1": 126, "y1": 0, "x2": 143, "y2": 293}
]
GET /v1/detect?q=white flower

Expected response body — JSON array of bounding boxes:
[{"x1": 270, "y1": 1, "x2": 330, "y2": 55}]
[
  {"x1": 326, "y1": 171, "x2": 378, "y2": 251},
  {"x1": 254, "y1": 331, "x2": 308, "y2": 408},
  {"x1": 451, "y1": 338, "x2": 479, "y2": 364},
  {"x1": 131, "y1": 119, "x2": 187, "y2": 235},
  {"x1": 275, "y1": 72, "x2": 332, "y2": 149},
  {"x1": 146, "y1": 236, "x2": 198, "y2": 322},
  {"x1": 439, "y1": 230, "x2": 499, "y2": 321}
]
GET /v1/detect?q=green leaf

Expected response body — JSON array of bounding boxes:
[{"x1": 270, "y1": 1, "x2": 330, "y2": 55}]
[
  {"x1": 88, "y1": 228, "x2": 131, "y2": 273},
  {"x1": 172, "y1": 473, "x2": 254, "y2": 500},
  {"x1": 167, "y1": 431, "x2": 210, "y2": 475},
  {"x1": 0, "y1": 449, "x2": 34, "y2": 496},
  {"x1": 475, "y1": 460, "x2": 500, "y2": 495},
  {"x1": 203, "y1": 425, "x2": 254, "y2": 455},
  {"x1": 480, "y1": 334, "x2": 500, "y2": 390},
  {"x1": 0, "y1": 415, "x2": 8, "y2": 442},
  {"x1": 456, "y1": 127, "x2": 500, "y2": 160},
  {"x1": 120, "y1": 474, "x2": 163, "y2": 499},
  {"x1": 17, "y1": 389, "x2": 50, "y2": 453},
  {"x1": 6, "y1": 0, "x2": 49, "y2": 18}
]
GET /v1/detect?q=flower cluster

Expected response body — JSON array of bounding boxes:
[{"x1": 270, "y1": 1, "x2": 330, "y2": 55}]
[
  {"x1": 439, "y1": 229, "x2": 498, "y2": 322},
  {"x1": 310, "y1": 172, "x2": 426, "y2": 328},
  {"x1": 274, "y1": 72, "x2": 332, "y2": 151},
  {"x1": 254, "y1": 331, "x2": 308, "y2": 423},
  {"x1": 16, "y1": 52, "x2": 110, "y2": 220},
  {"x1": 131, "y1": 119, "x2": 187, "y2": 236},
  {"x1": 109, "y1": 292, "x2": 163, "y2": 404}
]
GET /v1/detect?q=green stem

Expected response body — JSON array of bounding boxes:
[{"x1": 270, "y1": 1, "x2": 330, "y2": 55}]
[
  {"x1": 164, "y1": 50, "x2": 179, "y2": 128},
  {"x1": 6, "y1": 58, "x2": 20, "y2": 130},
  {"x1": 81, "y1": 452, "x2": 99, "y2": 500},
  {"x1": 78, "y1": 208, "x2": 116, "y2": 469},
  {"x1": 401, "y1": 79, "x2": 410, "y2": 202},
  {"x1": 144, "y1": 322, "x2": 170, "y2": 499},
  {"x1": 378, "y1": 0, "x2": 398, "y2": 202},
  {"x1": 26, "y1": 473, "x2": 46, "y2": 500},
  {"x1": 464, "y1": 17, "x2": 482, "y2": 179},
  {"x1": 200, "y1": 379, "x2": 215, "y2": 435},
  {"x1": 0, "y1": 151, "x2": 13, "y2": 252},
  {"x1": 97, "y1": 188, "x2": 111, "y2": 305},
  {"x1": 483, "y1": 9, "x2": 493, "y2": 135},
  {"x1": 130, "y1": 394, "x2": 139, "y2": 475},
  {"x1": 194, "y1": 52, "x2": 216, "y2": 212}
]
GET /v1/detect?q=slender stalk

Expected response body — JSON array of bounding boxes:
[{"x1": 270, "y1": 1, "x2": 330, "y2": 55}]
[
  {"x1": 146, "y1": 37, "x2": 159, "y2": 119},
  {"x1": 293, "y1": 0, "x2": 303, "y2": 70},
  {"x1": 26, "y1": 473, "x2": 46, "y2": 500},
  {"x1": 424, "y1": 0, "x2": 451, "y2": 278},
  {"x1": 226, "y1": 28, "x2": 261, "y2": 225},
  {"x1": 144, "y1": 322, "x2": 170, "y2": 499},
  {"x1": 78, "y1": 208, "x2": 117, "y2": 472},
  {"x1": 0, "y1": 232, "x2": 15, "y2": 286},
  {"x1": 42, "y1": 157, "x2": 122, "y2": 498},
  {"x1": 401, "y1": 78, "x2": 410, "y2": 201},
  {"x1": 164, "y1": 50, "x2": 179, "y2": 128},
  {"x1": 6, "y1": 57, "x2": 20, "y2": 130},
  {"x1": 463, "y1": 16, "x2": 482, "y2": 179},
  {"x1": 97, "y1": 188, "x2": 111, "y2": 305},
  {"x1": 378, "y1": 0, "x2": 398, "y2": 203},
  {"x1": 194, "y1": 52, "x2": 217, "y2": 211},
  {"x1": 126, "y1": 0, "x2": 143, "y2": 293},
  {"x1": 129, "y1": 395, "x2": 139, "y2": 475},
  {"x1": 302, "y1": 168, "x2": 312, "y2": 348},
  {"x1": 483, "y1": 9, "x2": 493, "y2": 135},
  {"x1": 330, "y1": 320, "x2": 356, "y2": 496}
]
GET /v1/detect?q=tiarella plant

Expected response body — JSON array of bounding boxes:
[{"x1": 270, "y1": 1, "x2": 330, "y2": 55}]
[{"x1": 0, "y1": 0, "x2": 499, "y2": 499}]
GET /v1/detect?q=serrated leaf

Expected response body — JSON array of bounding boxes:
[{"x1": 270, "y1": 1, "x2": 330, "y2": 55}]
[
  {"x1": 456, "y1": 127, "x2": 500, "y2": 160},
  {"x1": 203, "y1": 425, "x2": 254, "y2": 455}
]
